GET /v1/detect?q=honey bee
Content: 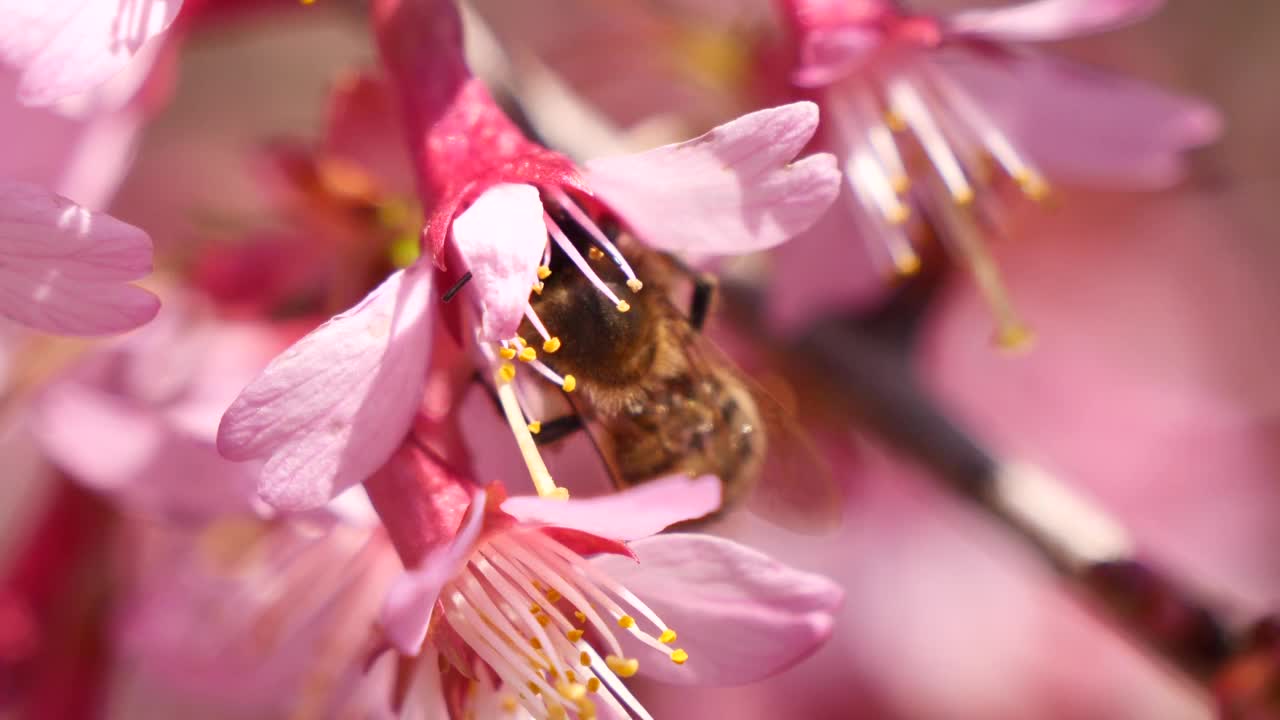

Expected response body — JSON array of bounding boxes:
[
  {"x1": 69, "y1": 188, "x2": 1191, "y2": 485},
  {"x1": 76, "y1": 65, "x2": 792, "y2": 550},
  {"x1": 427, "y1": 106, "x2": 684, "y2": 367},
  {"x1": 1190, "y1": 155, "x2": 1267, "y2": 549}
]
[{"x1": 518, "y1": 212, "x2": 841, "y2": 529}]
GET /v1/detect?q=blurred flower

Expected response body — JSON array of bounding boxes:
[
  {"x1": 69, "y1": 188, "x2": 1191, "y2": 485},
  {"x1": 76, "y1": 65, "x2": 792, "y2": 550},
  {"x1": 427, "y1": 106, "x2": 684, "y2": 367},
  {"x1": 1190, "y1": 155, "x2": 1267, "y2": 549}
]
[
  {"x1": 27, "y1": 292, "x2": 281, "y2": 520},
  {"x1": 766, "y1": 0, "x2": 1220, "y2": 339},
  {"x1": 0, "y1": 181, "x2": 158, "y2": 336},
  {"x1": 0, "y1": 0, "x2": 181, "y2": 106},
  {"x1": 369, "y1": 444, "x2": 841, "y2": 720}
]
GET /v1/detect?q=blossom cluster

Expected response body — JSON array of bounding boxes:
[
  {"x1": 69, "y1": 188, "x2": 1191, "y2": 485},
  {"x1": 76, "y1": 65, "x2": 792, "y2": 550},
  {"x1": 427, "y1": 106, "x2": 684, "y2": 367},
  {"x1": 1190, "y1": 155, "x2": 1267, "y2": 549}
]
[{"x1": 1, "y1": 1, "x2": 1268, "y2": 719}]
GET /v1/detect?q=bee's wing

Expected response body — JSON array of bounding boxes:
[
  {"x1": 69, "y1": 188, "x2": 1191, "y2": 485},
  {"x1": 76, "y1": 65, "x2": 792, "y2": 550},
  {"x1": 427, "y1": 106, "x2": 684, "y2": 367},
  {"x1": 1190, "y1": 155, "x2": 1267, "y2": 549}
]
[
  {"x1": 743, "y1": 375, "x2": 846, "y2": 534},
  {"x1": 684, "y1": 331, "x2": 846, "y2": 534}
]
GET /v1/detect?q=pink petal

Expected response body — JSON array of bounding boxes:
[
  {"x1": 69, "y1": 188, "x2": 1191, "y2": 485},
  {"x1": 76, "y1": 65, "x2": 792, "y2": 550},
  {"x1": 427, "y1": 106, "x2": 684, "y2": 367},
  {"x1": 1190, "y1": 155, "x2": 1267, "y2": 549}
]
[
  {"x1": 501, "y1": 475, "x2": 722, "y2": 542},
  {"x1": 792, "y1": 27, "x2": 881, "y2": 87},
  {"x1": 945, "y1": 0, "x2": 1163, "y2": 42},
  {"x1": 0, "y1": 0, "x2": 181, "y2": 106},
  {"x1": 593, "y1": 533, "x2": 842, "y2": 685},
  {"x1": 584, "y1": 102, "x2": 841, "y2": 256},
  {"x1": 450, "y1": 183, "x2": 546, "y2": 341},
  {"x1": 217, "y1": 266, "x2": 434, "y2": 511},
  {"x1": 936, "y1": 48, "x2": 1221, "y2": 187},
  {"x1": 381, "y1": 488, "x2": 487, "y2": 655},
  {"x1": 0, "y1": 180, "x2": 158, "y2": 335}
]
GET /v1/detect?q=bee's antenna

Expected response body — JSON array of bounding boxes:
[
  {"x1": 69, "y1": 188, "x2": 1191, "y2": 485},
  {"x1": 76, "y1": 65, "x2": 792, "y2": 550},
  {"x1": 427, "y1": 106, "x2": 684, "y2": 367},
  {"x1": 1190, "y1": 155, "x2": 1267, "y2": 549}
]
[{"x1": 442, "y1": 271, "x2": 473, "y2": 303}]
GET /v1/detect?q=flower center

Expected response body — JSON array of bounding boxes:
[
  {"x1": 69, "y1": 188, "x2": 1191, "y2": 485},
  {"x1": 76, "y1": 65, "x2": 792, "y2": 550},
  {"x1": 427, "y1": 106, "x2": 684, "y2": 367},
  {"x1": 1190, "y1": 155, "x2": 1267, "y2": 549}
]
[
  {"x1": 441, "y1": 528, "x2": 686, "y2": 720},
  {"x1": 827, "y1": 54, "x2": 1042, "y2": 350}
]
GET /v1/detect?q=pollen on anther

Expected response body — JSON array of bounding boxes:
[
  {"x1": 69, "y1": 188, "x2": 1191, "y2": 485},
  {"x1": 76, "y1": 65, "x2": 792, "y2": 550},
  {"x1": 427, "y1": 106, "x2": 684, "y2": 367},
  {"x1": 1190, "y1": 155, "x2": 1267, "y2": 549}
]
[
  {"x1": 586, "y1": 678, "x2": 601, "y2": 693},
  {"x1": 659, "y1": 629, "x2": 677, "y2": 644},
  {"x1": 566, "y1": 629, "x2": 584, "y2": 642},
  {"x1": 528, "y1": 421, "x2": 542, "y2": 434},
  {"x1": 561, "y1": 375, "x2": 577, "y2": 393},
  {"x1": 498, "y1": 346, "x2": 517, "y2": 360},
  {"x1": 542, "y1": 337, "x2": 561, "y2": 353},
  {"x1": 532, "y1": 281, "x2": 545, "y2": 295},
  {"x1": 545, "y1": 589, "x2": 562, "y2": 603},
  {"x1": 670, "y1": 648, "x2": 689, "y2": 665},
  {"x1": 605, "y1": 655, "x2": 639, "y2": 678},
  {"x1": 573, "y1": 610, "x2": 586, "y2": 624},
  {"x1": 528, "y1": 682, "x2": 541, "y2": 695},
  {"x1": 617, "y1": 615, "x2": 635, "y2": 630},
  {"x1": 616, "y1": 300, "x2": 631, "y2": 313},
  {"x1": 588, "y1": 247, "x2": 605, "y2": 260},
  {"x1": 537, "y1": 265, "x2": 552, "y2": 280},
  {"x1": 518, "y1": 346, "x2": 538, "y2": 362},
  {"x1": 530, "y1": 637, "x2": 543, "y2": 650},
  {"x1": 536, "y1": 614, "x2": 552, "y2": 627},
  {"x1": 529, "y1": 603, "x2": 541, "y2": 614},
  {"x1": 501, "y1": 696, "x2": 519, "y2": 712},
  {"x1": 626, "y1": 278, "x2": 643, "y2": 292},
  {"x1": 579, "y1": 651, "x2": 591, "y2": 667},
  {"x1": 498, "y1": 363, "x2": 516, "y2": 383}
]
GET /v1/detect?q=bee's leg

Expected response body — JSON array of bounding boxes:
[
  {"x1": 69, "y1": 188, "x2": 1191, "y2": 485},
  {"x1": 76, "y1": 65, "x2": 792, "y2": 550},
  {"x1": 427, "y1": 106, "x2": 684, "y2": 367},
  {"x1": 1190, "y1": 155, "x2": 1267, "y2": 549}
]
[
  {"x1": 530, "y1": 414, "x2": 583, "y2": 446},
  {"x1": 471, "y1": 372, "x2": 584, "y2": 445},
  {"x1": 658, "y1": 253, "x2": 719, "y2": 332},
  {"x1": 687, "y1": 271, "x2": 718, "y2": 332}
]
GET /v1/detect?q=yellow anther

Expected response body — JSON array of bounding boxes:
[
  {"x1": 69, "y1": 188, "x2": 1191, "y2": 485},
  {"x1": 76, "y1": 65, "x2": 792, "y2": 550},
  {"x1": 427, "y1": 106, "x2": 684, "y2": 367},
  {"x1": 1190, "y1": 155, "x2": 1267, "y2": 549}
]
[
  {"x1": 536, "y1": 614, "x2": 552, "y2": 627},
  {"x1": 501, "y1": 696, "x2": 519, "y2": 712},
  {"x1": 537, "y1": 265, "x2": 552, "y2": 280},
  {"x1": 953, "y1": 186, "x2": 976, "y2": 206},
  {"x1": 615, "y1": 300, "x2": 631, "y2": 313},
  {"x1": 528, "y1": 421, "x2": 542, "y2": 434},
  {"x1": 518, "y1": 346, "x2": 537, "y2": 363},
  {"x1": 532, "y1": 281, "x2": 545, "y2": 295},
  {"x1": 530, "y1": 637, "x2": 543, "y2": 650},
  {"x1": 1018, "y1": 172, "x2": 1051, "y2": 202},
  {"x1": 891, "y1": 174, "x2": 912, "y2": 194},
  {"x1": 557, "y1": 682, "x2": 587, "y2": 702},
  {"x1": 513, "y1": 337, "x2": 528, "y2": 348},
  {"x1": 547, "y1": 703, "x2": 567, "y2": 720},
  {"x1": 659, "y1": 629, "x2": 677, "y2": 644},
  {"x1": 894, "y1": 252, "x2": 922, "y2": 277},
  {"x1": 533, "y1": 580, "x2": 545, "y2": 590},
  {"x1": 545, "y1": 589, "x2": 562, "y2": 603},
  {"x1": 561, "y1": 375, "x2": 577, "y2": 393},
  {"x1": 530, "y1": 603, "x2": 542, "y2": 614},
  {"x1": 577, "y1": 698, "x2": 597, "y2": 720},
  {"x1": 547, "y1": 667, "x2": 560, "y2": 680},
  {"x1": 626, "y1": 278, "x2": 643, "y2": 293},
  {"x1": 887, "y1": 203, "x2": 911, "y2": 225},
  {"x1": 605, "y1": 655, "x2": 639, "y2": 678},
  {"x1": 586, "y1": 678, "x2": 601, "y2": 693},
  {"x1": 573, "y1": 611, "x2": 586, "y2": 624},
  {"x1": 884, "y1": 110, "x2": 907, "y2": 132},
  {"x1": 670, "y1": 648, "x2": 689, "y2": 665},
  {"x1": 617, "y1": 615, "x2": 635, "y2": 630},
  {"x1": 498, "y1": 347, "x2": 517, "y2": 360},
  {"x1": 579, "y1": 651, "x2": 592, "y2": 667},
  {"x1": 588, "y1": 247, "x2": 605, "y2": 260},
  {"x1": 566, "y1": 629, "x2": 584, "y2": 642},
  {"x1": 542, "y1": 337, "x2": 561, "y2": 354},
  {"x1": 995, "y1": 324, "x2": 1036, "y2": 353},
  {"x1": 497, "y1": 363, "x2": 516, "y2": 384},
  {"x1": 528, "y1": 682, "x2": 541, "y2": 695}
]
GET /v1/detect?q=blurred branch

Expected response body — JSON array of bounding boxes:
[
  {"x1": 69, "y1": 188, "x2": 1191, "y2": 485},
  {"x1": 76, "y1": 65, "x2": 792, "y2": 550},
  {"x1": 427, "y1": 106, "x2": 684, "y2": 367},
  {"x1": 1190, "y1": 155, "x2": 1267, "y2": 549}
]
[{"x1": 725, "y1": 279, "x2": 1279, "y2": 717}]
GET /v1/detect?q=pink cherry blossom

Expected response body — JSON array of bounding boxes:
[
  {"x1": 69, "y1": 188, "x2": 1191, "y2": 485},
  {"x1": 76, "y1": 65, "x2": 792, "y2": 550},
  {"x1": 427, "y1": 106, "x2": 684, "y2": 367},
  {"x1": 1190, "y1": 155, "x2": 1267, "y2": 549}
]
[
  {"x1": 0, "y1": 181, "x2": 158, "y2": 336},
  {"x1": 218, "y1": 0, "x2": 839, "y2": 510},
  {"x1": 371, "y1": 445, "x2": 842, "y2": 720},
  {"x1": 768, "y1": 0, "x2": 1221, "y2": 336},
  {"x1": 0, "y1": 0, "x2": 181, "y2": 106}
]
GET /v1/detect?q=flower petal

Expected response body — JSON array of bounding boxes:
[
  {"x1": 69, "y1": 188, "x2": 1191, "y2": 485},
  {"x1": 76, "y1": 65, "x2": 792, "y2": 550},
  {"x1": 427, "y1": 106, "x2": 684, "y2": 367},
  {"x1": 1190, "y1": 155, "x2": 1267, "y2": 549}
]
[
  {"x1": 936, "y1": 49, "x2": 1221, "y2": 187},
  {"x1": 381, "y1": 488, "x2": 487, "y2": 655},
  {"x1": 217, "y1": 266, "x2": 434, "y2": 511},
  {"x1": 450, "y1": 183, "x2": 546, "y2": 342},
  {"x1": 593, "y1": 533, "x2": 842, "y2": 685},
  {"x1": 0, "y1": 0, "x2": 181, "y2": 106},
  {"x1": 584, "y1": 102, "x2": 841, "y2": 256},
  {"x1": 500, "y1": 474, "x2": 721, "y2": 542},
  {"x1": 945, "y1": 0, "x2": 1163, "y2": 42},
  {"x1": 0, "y1": 181, "x2": 158, "y2": 335}
]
